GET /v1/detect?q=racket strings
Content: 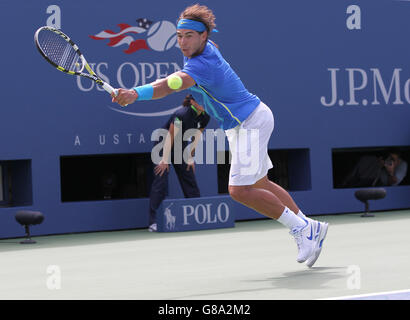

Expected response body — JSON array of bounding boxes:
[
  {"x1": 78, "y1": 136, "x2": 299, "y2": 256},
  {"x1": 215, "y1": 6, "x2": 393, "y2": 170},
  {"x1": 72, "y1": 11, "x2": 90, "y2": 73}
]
[{"x1": 38, "y1": 30, "x2": 81, "y2": 72}]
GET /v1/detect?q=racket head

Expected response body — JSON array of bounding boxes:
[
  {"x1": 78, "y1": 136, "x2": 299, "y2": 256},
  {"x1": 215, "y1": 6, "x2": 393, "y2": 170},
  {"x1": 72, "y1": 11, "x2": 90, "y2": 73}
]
[
  {"x1": 34, "y1": 26, "x2": 85, "y2": 75},
  {"x1": 34, "y1": 26, "x2": 117, "y2": 96}
]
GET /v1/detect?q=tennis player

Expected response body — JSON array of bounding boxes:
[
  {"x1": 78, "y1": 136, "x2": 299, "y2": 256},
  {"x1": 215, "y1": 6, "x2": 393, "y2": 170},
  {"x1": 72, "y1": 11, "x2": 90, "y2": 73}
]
[{"x1": 112, "y1": 4, "x2": 328, "y2": 266}]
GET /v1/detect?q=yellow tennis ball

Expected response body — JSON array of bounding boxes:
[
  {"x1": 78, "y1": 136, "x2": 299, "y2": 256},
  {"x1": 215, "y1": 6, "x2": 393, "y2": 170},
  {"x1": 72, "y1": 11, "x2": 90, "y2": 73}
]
[{"x1": 167, "y1": 75, "x2": 183, "y2": 90}]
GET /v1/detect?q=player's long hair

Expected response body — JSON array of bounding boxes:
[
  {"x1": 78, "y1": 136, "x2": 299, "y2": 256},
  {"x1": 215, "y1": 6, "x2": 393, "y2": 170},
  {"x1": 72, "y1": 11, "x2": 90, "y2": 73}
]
[{"x1": 178, "y1": 4, "x2": 217, "y2": 35}]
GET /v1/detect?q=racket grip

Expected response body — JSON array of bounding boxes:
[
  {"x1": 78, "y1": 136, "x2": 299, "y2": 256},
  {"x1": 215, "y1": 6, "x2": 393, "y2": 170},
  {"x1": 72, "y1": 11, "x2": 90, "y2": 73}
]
[
  {"x1": 102, "y1": 82, "x2": 118, "y2": 96},
  {"x1": 103, "y1": 82, "x2": 128, "y2": 106}
]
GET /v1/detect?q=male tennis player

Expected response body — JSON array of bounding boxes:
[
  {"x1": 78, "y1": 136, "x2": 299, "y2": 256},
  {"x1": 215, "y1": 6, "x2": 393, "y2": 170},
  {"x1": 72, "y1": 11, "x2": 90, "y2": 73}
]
[{"x1": 112, "y1": 4, "x2": 328, "y2": 266}]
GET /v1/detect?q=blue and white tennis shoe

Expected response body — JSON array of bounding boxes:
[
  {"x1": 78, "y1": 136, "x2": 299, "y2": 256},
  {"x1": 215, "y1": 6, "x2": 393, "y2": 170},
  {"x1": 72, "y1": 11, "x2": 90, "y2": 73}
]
[
  {"x1": 306, "y1": 220, "x2": 329, "y2": 268},
  {"x1": 290, "y1": 219, "x2": 316, "y2": 263}
]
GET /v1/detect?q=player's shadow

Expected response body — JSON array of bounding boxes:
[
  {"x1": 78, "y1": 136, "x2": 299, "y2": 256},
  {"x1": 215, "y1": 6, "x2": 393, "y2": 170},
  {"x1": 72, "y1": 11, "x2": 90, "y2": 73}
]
[
  {"x1": 257, "y1": 267, "x2": 347, "y2": 290},
  {"x1": 170, "y1": 267, "x2": 347, "y2": 299}
]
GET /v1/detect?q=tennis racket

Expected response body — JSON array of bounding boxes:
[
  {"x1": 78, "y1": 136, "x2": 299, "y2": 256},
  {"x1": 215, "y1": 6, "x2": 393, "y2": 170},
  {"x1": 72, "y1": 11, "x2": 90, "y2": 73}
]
[{"x1": 34, "y1": 26, "x2": 117, "y2": 96}]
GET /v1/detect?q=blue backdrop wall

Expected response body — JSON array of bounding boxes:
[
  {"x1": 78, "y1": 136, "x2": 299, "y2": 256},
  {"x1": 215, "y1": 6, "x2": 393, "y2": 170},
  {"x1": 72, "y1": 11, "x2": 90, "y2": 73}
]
[{"x1": 0, "y1": 0, "x2": 409, "y2": 238}]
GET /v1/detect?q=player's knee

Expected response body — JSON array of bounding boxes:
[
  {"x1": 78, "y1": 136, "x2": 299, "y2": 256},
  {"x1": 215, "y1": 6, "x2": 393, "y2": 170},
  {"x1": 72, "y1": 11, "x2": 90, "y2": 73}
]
[{"x1": 228, "y1": 185, "x2": 250, "y2": 202}]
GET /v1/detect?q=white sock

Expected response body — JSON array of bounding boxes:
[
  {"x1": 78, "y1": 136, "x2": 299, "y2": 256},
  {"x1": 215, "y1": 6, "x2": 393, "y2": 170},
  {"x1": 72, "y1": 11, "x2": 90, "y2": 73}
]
[
  {"x1": 297, "y1": 210, "x2": 314, "y2": 222},
  {"x1": 277, "y1": 207, "x2": 307, "y2": 230},
  {"x1": 297, "y1": 210, "x2": 307, "y2": 220}
]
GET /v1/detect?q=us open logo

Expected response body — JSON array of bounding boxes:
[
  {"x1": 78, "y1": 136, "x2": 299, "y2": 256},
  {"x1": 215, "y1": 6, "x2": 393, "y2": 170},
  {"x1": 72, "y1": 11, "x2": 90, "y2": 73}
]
[
  {"x1": 90, "y1": 18, "x2": 178, "y2": 53},
  {"x1": 87, "y1": 18, "x2": 182, "y2": 118}
]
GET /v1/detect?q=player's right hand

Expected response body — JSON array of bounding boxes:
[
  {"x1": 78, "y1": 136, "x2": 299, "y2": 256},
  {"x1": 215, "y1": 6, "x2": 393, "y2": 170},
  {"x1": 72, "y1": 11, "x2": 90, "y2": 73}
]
[{"x1": 112, "y1": 88, "x2": 138, "y2": 107}]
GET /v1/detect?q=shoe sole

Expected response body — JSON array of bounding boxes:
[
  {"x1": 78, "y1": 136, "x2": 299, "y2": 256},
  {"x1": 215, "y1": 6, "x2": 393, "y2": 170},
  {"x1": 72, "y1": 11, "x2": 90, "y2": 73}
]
[{"x1": 306, "y1": 222, "x2": 328, "y2": 268}]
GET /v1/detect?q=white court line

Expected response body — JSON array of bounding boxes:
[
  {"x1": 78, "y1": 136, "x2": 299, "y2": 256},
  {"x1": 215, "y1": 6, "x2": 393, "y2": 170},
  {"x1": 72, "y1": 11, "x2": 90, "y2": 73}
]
[{"x1": 320, "y1": 288, "x2": 410, "y2": 300}]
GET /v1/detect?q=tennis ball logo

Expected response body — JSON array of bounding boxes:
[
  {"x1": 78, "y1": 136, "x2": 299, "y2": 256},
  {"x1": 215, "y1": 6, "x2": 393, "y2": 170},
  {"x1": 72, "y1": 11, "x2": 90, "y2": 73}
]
[{"x1": 147, "y1": 21, "x2": 177, "y2": 52}]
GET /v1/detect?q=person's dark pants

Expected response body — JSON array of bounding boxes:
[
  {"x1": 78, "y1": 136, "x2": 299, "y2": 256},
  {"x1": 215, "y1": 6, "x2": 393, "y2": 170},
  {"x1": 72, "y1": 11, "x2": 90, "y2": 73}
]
[{"x1": 149, "y1": 162, "x2": 200, "y2": 225}]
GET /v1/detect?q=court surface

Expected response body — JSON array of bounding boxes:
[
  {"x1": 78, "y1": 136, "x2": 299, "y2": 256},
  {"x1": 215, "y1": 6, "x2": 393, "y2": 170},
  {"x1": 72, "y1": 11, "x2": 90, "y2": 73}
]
[{"x1": 0, "y1": 209, "x2": 409, "y2": 300}]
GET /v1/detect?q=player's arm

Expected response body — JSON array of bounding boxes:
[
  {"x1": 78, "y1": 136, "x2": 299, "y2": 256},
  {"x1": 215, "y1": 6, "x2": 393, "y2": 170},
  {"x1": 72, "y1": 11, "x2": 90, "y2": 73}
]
[{"x1": 112, "y1": 72, "x2": 195, "y2": 107}]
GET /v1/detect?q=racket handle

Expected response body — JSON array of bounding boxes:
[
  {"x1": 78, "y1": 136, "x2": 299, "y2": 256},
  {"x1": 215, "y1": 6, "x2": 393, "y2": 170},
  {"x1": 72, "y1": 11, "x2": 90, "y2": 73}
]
[
  {"x1": 102, "y1": 82, "x2": 118, "y2": 96},
  {"x1": 102, "y1": 82, "x2": 128, "y2": 106}
]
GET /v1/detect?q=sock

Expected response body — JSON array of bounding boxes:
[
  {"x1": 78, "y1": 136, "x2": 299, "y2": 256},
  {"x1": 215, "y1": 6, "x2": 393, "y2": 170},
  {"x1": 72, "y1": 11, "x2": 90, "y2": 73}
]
[
  {"x1": 277, "y1": 207, "x2": 307, "y2": 230},
  {"x1": 297, "y1": 210, "x2": 307, "y2": 220},
  {"x1": 297, "y1": 210, "x2": 314, "y2": 222}
]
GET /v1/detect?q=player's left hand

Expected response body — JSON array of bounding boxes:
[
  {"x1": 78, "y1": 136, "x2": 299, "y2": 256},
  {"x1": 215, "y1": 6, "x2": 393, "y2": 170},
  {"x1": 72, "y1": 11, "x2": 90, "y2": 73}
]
[{"x1": 112, "y1": 88, "x2": 138, "y2": 107}]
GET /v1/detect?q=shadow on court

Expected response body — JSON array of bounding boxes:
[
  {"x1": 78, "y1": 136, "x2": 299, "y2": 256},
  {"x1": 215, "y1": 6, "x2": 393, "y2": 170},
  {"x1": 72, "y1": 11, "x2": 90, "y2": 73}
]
[
  {"x1": 167, "y1": 267, "x2": 348, "y2": 300},
  {"x1": 262, "y1": 267, "x2": 347, "y2": 290}
]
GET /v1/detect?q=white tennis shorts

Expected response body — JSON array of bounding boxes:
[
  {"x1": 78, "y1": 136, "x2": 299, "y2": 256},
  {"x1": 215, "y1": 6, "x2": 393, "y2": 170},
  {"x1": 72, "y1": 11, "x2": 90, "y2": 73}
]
[{"x1": 225, "y1": 102, "x2": 274, "y2": 186}]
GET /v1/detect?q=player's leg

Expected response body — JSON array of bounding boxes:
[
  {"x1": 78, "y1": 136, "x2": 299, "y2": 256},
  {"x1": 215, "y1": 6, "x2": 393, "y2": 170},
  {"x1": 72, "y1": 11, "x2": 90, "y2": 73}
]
[
  {"x1": 251, "y1": 176, "x2": 328, "y2": 267},
  {"x1": 253, "y1": 176, "x2": 319, "y2": 219},
  {"x1": 253, "y1": 176, "x2": 300, "y2": 214},
  {"x1": 226, "y1": 103, "x2": 286, "y2": 220},
  {"x1": 226, "y1": 102, "x2": 316, "y2": 262},
  {"x1": 228, "y1": 184, "x2": 284, "y2": 219},
  {"x1": 228, "y1": 181, "x2": 315, "y2": 263}
]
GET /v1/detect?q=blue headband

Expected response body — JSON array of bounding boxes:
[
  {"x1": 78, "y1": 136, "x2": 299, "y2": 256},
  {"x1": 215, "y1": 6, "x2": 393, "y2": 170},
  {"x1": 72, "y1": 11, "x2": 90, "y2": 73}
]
[{"x1": 177, "y1": 19, "x2": 218, "y2": 33}]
